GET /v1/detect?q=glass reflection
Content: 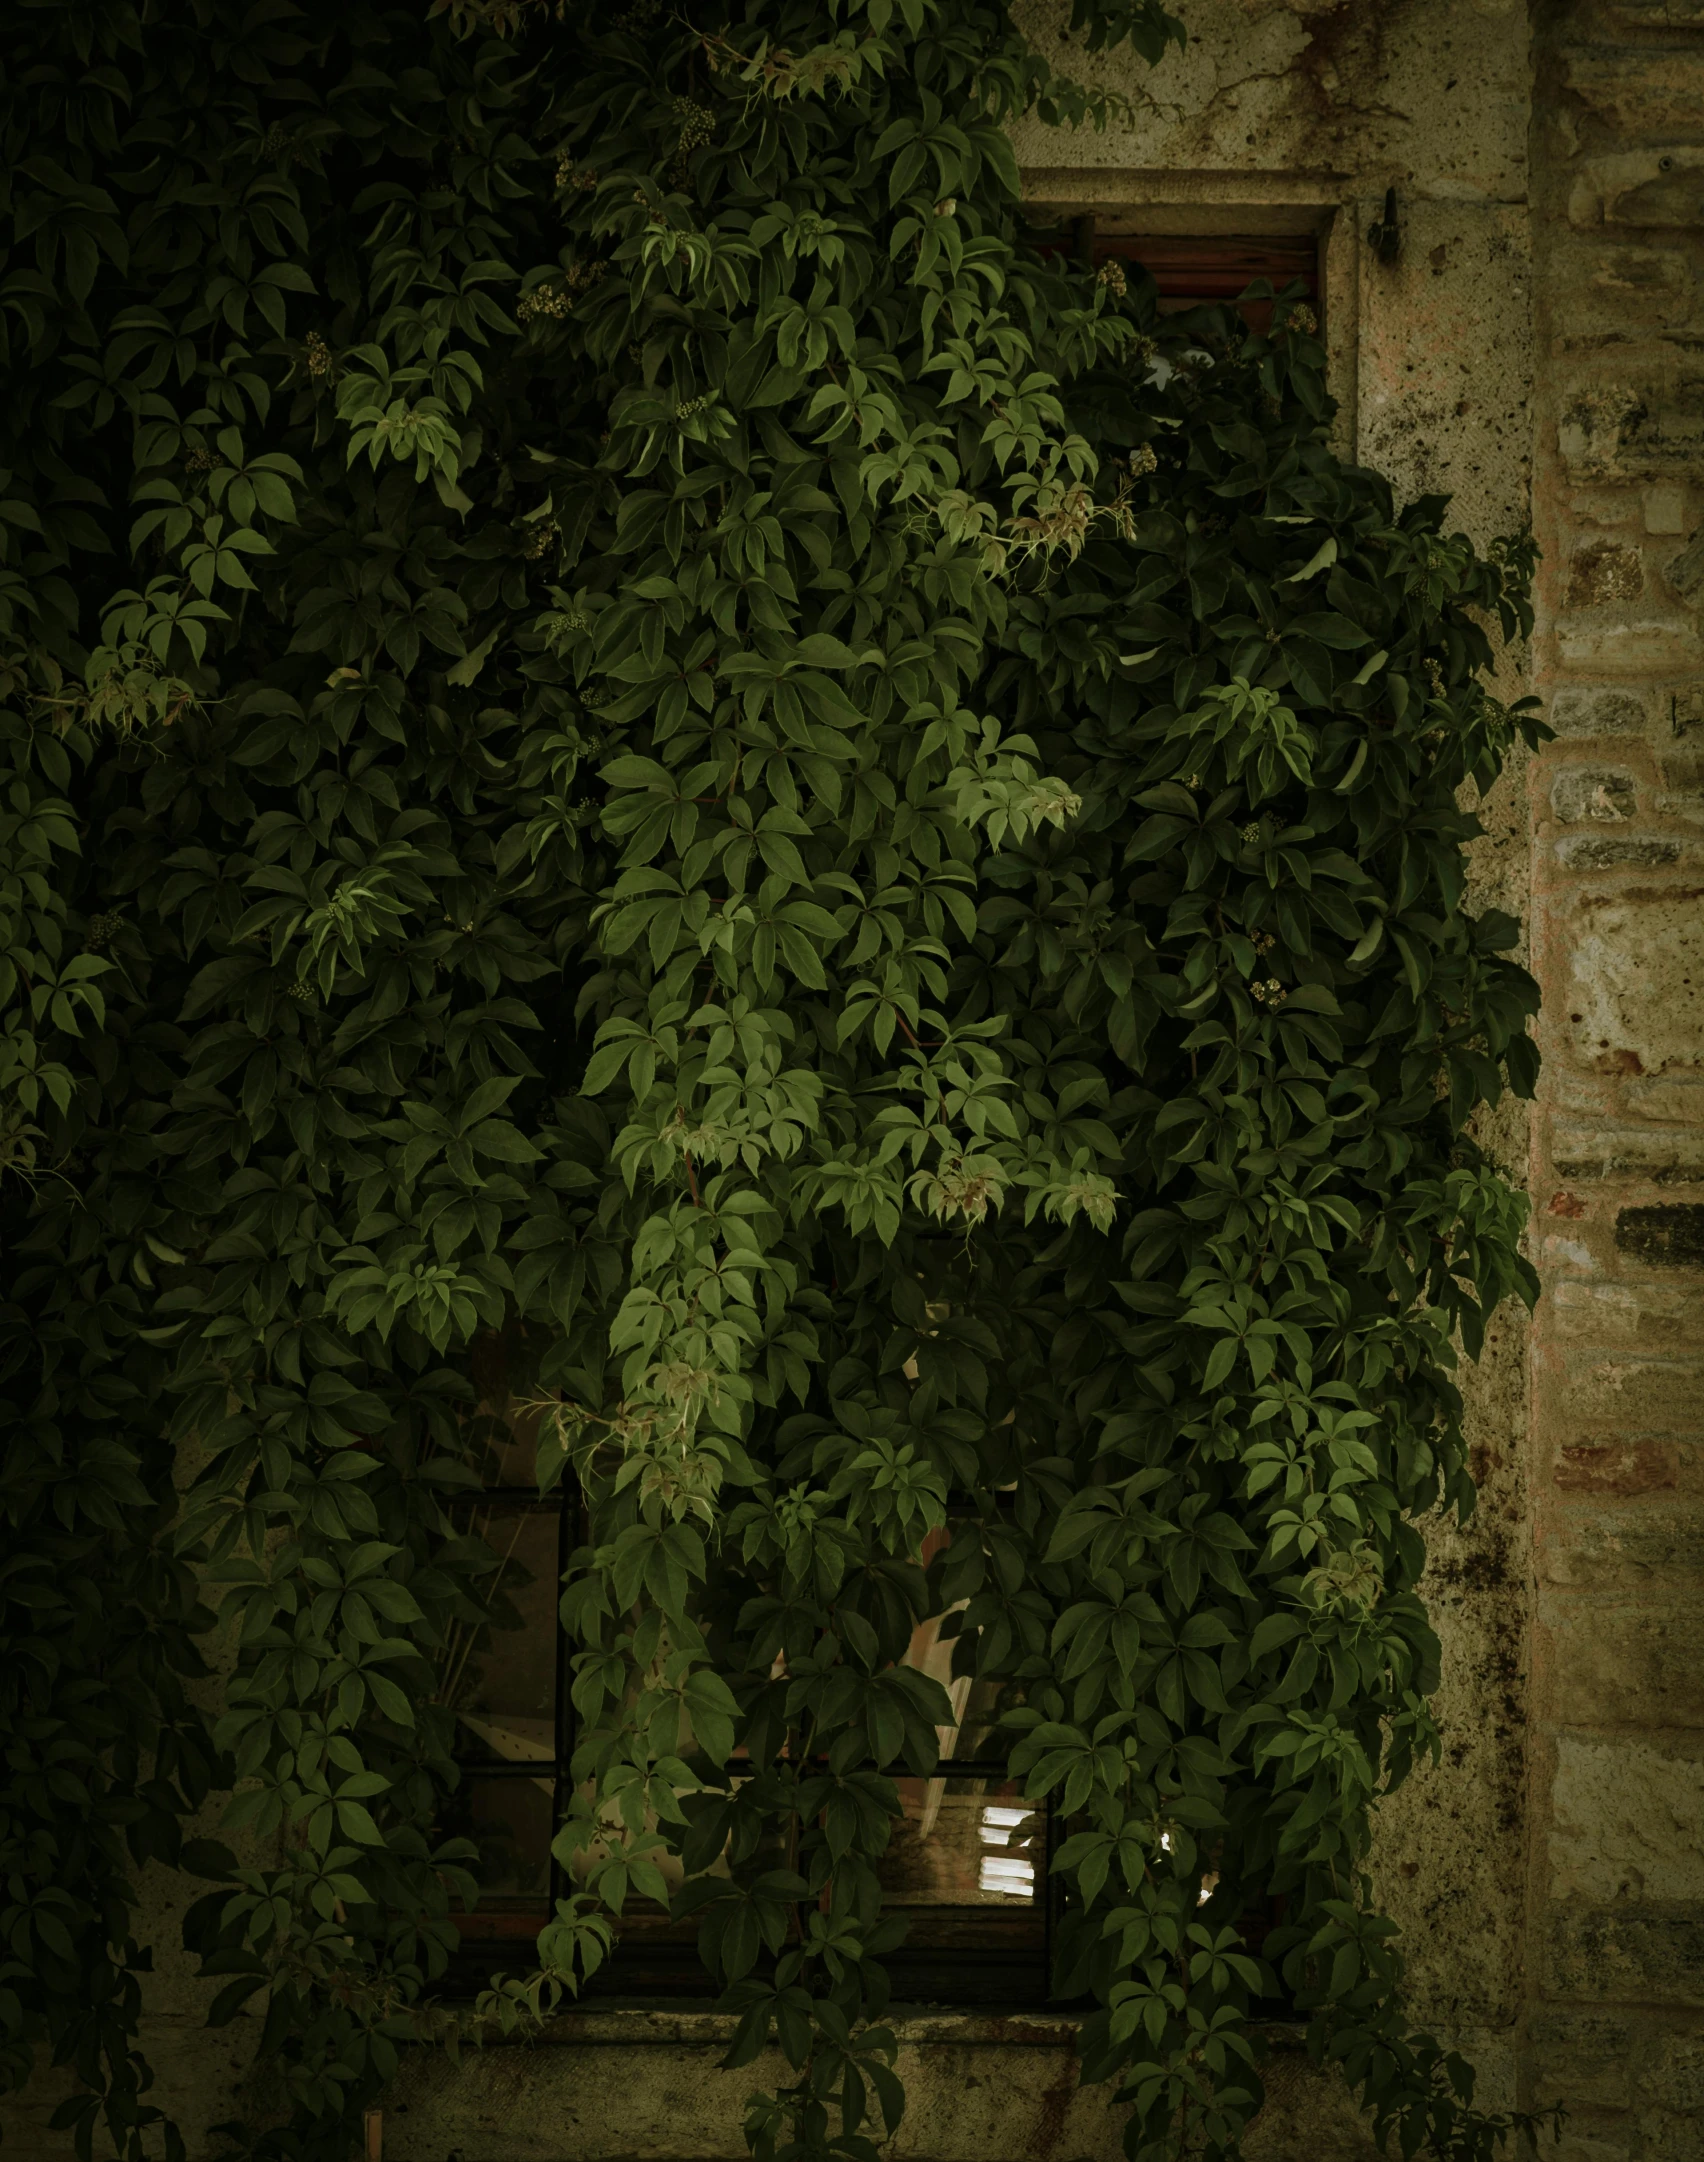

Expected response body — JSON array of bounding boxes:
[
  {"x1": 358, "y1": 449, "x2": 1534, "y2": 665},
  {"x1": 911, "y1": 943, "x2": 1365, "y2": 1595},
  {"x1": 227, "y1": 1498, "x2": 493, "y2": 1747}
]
[
  {"x1": 440, "y1": 1773, "x2": 555, "y2": 1901},
  {"x1": 880, "y1": 1776, "x2": 1040, "y2": 1907},
  {"x1": 438, "y1": 1504, "x2": 558, "y2": 1764}
]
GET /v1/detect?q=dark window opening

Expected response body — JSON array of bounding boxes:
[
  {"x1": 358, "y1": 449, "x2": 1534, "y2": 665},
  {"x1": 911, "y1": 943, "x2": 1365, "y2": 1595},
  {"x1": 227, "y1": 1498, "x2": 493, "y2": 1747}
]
[
  {"x1": 1029, "y1": 222, "x2": 1323, "y2": 335},
  {"x1": 437, "y1": 1400, "x2": 1054, "y2": 2005}
]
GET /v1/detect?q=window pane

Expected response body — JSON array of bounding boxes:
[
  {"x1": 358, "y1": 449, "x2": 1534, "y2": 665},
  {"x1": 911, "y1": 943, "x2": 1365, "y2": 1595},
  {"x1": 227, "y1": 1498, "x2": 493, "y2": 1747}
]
[
  {"x1": 438, "y1": 1503, "x2": 559, "y2": 1763},
  {"x1": 441, "y1": 1772, "x2": 556, "y2": 1902},
  {"x1": 880, "y1": 1774, "x2": 1041, "y2": 1908},
  {"x1": 467, "y1": 1323, "x2": 552, "y2": 1487}
]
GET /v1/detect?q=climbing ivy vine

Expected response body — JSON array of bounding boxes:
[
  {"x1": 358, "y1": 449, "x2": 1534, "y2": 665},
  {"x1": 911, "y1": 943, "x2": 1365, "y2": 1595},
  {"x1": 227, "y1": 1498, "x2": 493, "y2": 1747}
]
[{"x1": 0, "y1": 3, "x2": 1555, "y2": 2161}]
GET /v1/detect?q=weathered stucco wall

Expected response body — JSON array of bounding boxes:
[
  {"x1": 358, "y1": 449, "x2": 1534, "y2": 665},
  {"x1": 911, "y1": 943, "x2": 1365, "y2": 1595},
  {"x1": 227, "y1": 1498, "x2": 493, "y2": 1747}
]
[{"x1": 7, "y1": 6, "x2": 1699, "y2": 2159}]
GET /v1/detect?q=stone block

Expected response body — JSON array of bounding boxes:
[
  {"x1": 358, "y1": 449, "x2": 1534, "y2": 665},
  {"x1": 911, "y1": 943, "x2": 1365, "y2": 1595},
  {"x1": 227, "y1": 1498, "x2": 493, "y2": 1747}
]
[
  {"x1": 1559, "y1": 1350, "x2": 1704, "y2": 1424},
  {"x1": 1529, "y1": 2008, "x2": 1636, "y2": 2109},
  {"x1": 1554, "y1": 1440, "x2": 1680, "y2": 1495},
  {"x1": 1543, "y1": 1602, "x2": 1704, "y2": 1728},
  {"x1": 1538, "y1": 1500, "x2": 1704, "y2": 1588},
  {"x1": 1560, "y1": 55, "x2": 1704, "y2": 142},
  {"x1": 1647, "y1": 485, "x2": 1692, "y2": 534},
  {"x1": 1608, "y1": 171, "x2": 1704, "y2": 234},
  {"x1": 1556, "y1": 836, "x2": 1684, "y2": 869},
  {"x1": 1645, "y1": 2029, "x2": 1704, "y2": 2110},
  {"x1": 1559, "y1": 374, "x2": 1704, "y2": 485},
  {"x1": 1603, "y1": 0, "x2": 1704, "y2": 27},
  {"x1": 1549, "y1": 1736, "x2": 1704, "y2": 1901},
  {"x1": 1636, "y1": 2109, "x2": 1704, "y2": 2159},
  {"x1": 1677, "y1": 687, "x2": 1704, "y2": 736},
  {"x1": 1562, "y1": 888, "x2": 1704, "y2": 1076},
  {"x1": 1670, "y1": 528, "x2": 1704, "y2": 599},
  {"x1": 1543, "y1": 1904, "x2": 1704, "y2": 2006},
  {"x1": 1551, "y1": 767, "x2": 1639, "y2": 822},
  {"x1": 1558, "y1": 620, "x2": 1704, "y2": 674},
  {"x1": 1616, "y1": 1202, "x2": 1704, "y2": 1265},
  {"x1": 1551, "y1": 687, "x2": 1648, "y2": 736},
  {"x1": 1566, "y1": 541, "x2": 1647, "y2": 610},
  {"x1": 1626, "y1": 1075, "x2": 1704, "y2": 1122},
  {"x1": 1550, "y1": 1276, "x2": 1704, "y2": 1350},
  {"x1": 1550, "y1": 1123, "x2": 1704, "y2": 1182},
  {"x1": 1588, "y1": 244, "x2": 1698, "y2": 329},
  {"x1": 1543, "y1": 2131, "x2": 1634, "y2": 2162}
]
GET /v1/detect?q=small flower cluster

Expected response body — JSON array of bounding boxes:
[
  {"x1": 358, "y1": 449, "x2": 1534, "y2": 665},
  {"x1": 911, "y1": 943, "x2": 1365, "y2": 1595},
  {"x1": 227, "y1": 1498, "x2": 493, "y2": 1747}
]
[
  {"x1": 555, "y1": 152, "x2": 598, "y2": 192},
  {"x1": 1096, "y1": 258, "x2": 1128, "y2": 296},
  {"x1": 1283, "y1": 302, "x2": 1319, "y2": 337},
  {"x1": 185, "y1": 444, "x2": 219, "y2": 471},
  {"x1": 520, "y1": 520, "x2": 558, "y2": 560},
  {"x1": 518, "y1": 259, "x2": 605, "y2": 324},
  {"x1": 303, "y1": 330, "x2": 334, "y2": 381},
  {"x1": 1250, "y1": 977, "x2": 1287, "y2": 1007},
  {"x1": 519, "y1": 286, "x2": 574, "y2": 324},
  {"x1": 1126, "y1": 443, "x2": 1158, "y2": 477},
  {"x1": 673, "y1": 98, "x2": 716, "y2": 156},
  {"x1": 83, "y1": 911, "x2": 124, "y2": 951}
]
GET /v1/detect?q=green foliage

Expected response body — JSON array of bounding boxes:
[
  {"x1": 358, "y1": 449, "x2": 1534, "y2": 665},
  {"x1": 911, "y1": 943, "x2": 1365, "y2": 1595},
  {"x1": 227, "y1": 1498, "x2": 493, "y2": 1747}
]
[{"x1": 0, "y1": 3, "x2": 1556, "y2": 2162}]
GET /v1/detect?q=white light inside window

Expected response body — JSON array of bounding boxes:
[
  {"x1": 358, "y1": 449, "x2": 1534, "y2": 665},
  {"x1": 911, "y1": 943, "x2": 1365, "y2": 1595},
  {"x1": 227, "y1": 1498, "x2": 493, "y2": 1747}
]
[{"x1": 977, "y1": 1802, "x2": 1035, "y2": 1897}]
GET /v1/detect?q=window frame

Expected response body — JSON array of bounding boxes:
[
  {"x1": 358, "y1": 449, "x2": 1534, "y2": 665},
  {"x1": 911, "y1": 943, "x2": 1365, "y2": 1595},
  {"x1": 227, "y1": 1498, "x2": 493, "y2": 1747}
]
[{"x1": 439, "y1": 1477, "x2": 1061, "y2": 2006}]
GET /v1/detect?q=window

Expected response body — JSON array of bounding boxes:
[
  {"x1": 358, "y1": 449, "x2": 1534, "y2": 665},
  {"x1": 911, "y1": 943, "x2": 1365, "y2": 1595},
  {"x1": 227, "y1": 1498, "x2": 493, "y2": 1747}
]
[
  {"x1": 439, "y1": 1360, "x2": 1054, "y2": 2005},
  {"x1": 435, "y1": 1406, "x2": 568, "y2": 1967},
  {"x1": 1028, "y1": 218, "x2": 1324, "y2": 334}
]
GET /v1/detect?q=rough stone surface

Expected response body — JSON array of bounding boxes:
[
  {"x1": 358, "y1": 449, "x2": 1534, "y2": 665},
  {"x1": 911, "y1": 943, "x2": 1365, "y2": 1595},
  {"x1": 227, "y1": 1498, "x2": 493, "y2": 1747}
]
[
  {"x1": 1551, "y1": 685, "x2": 1648, "y2": 735},
  {"x1": 1556, "y1": 834, "x2": 1684, "y2": 868},
  {"x1": 1544, "y1": 1906, "x2": 1704, "y2": 2007},
  {"x1": 1560, "y1": 889, "x2": 1704, "y2": 1076},
  {"x1": 1549, "y1": 1737, "x2": 1704, "y2": 1900},
  {"x1": 1541, "y1": 1599, "x2": 1704, "y2": 1729},
  {"x1": 1550, "y1": 1121, "x2": 1704, "y2": 1182},
  {"x1": 1616, "y1": 1202, "x2": 1704, "y2": 1264},
  {"x1": 1551, "y1": 766, "x2": 1639, "y2": 820},
  {"x1": 1566, "y1": 540, "x2": 1646, "y2": 608}
]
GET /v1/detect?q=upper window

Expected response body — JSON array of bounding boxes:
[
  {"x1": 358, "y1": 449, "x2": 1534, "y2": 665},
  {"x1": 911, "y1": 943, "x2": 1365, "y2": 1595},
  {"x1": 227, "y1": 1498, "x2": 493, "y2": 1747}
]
[
  {"x1": 1030, "y1": 221, "x2": 1323, "y2": 335},
  {"x1": 1093, "y1": 234, "x2": 1320, "y2": 331}
]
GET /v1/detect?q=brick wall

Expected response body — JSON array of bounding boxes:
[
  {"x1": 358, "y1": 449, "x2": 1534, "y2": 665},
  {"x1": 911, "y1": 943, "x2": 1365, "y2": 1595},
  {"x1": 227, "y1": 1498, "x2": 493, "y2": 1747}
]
[{"x1": 1529, "y1": 2, "x2": 1704, "y2": 2152}]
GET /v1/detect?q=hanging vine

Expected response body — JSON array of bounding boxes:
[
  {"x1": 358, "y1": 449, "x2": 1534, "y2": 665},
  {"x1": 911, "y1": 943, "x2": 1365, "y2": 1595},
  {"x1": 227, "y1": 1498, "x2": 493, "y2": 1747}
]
[{"x1": 0, "y1": 3, "x2": 1555, "y2": 2161}]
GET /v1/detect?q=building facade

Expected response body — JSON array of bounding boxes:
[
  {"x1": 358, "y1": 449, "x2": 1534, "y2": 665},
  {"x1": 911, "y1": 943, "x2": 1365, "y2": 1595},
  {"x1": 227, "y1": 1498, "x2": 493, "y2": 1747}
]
[{"x1": 6, "y1": 2, "x2": 1701, "y2": 2157}]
